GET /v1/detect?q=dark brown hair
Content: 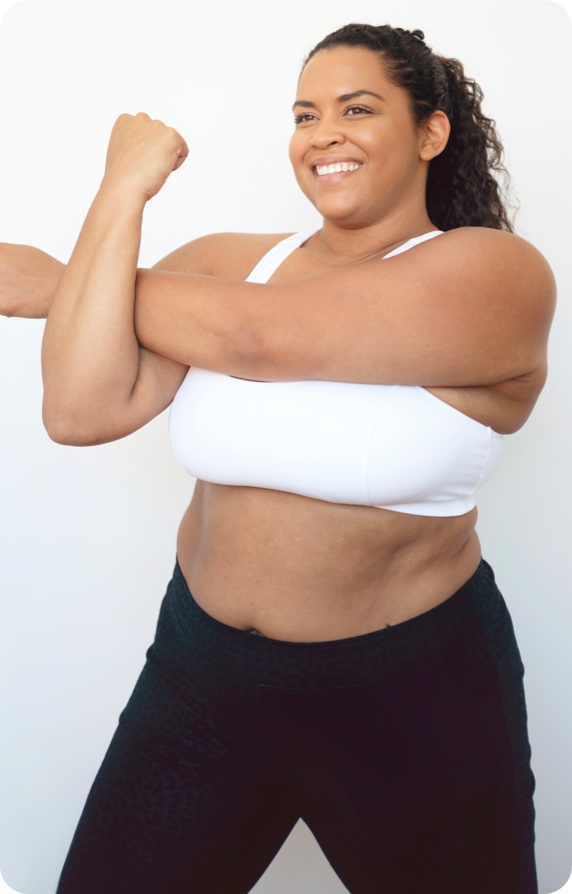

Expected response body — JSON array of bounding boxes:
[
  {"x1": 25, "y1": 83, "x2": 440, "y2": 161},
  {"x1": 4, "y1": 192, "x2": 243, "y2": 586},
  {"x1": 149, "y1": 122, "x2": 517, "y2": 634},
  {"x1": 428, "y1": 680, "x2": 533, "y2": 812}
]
[{"x1": 304, "y1": 24, "x2": 515, "y2": 232}]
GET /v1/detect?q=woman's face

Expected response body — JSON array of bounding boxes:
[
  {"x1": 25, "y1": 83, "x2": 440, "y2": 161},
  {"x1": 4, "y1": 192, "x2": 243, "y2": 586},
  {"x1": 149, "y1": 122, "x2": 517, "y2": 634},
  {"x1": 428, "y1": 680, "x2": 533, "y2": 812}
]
[{"x1": 289, "y1": 47, "x2": 431, "y2": 230}]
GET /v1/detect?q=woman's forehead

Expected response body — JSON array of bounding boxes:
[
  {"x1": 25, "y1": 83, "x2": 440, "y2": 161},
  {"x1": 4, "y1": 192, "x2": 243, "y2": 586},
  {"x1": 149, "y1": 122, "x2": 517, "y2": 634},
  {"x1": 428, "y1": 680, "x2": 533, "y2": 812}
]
[{"x1": 296, "y1": 47, "x2": 397, "y2": 102}]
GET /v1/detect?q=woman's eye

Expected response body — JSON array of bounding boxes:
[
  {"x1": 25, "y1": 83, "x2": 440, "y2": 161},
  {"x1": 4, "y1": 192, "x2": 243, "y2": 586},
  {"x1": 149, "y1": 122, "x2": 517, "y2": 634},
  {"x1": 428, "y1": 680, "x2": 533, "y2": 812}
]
[
  {"x1": 345, "y1": 105, "x2": 371, "y2": 116},
  {"x1": 294, "y1": 113, "x2": 316, "y2": 125},
  {"x1": 293, "y1": 105, "x2": 372, "y2": 125}
]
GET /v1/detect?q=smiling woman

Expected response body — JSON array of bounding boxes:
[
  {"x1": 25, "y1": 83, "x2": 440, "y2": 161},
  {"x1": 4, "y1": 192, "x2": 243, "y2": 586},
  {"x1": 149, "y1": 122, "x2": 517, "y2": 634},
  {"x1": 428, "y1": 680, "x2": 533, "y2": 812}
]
[
  {"x1": 289, "y1": 47, "x2": 450, "y2": 229},
  {"x1": 1, "y1": 19, "x2": 556, "y2": 894}
]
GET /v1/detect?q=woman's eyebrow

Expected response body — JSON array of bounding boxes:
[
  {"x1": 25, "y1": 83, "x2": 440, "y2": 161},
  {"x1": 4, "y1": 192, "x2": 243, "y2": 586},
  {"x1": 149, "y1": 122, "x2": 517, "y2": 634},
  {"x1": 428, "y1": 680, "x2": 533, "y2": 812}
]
[{"x1": 292, "y1": 90, "x2": 385, "y2": 111}]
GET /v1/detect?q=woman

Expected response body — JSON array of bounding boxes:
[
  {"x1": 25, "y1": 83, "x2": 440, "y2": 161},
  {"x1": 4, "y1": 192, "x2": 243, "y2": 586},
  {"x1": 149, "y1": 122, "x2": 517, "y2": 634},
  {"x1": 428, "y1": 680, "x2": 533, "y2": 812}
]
[{"x1": 2, "y1": 23, "x2": 555, "y2": 894}]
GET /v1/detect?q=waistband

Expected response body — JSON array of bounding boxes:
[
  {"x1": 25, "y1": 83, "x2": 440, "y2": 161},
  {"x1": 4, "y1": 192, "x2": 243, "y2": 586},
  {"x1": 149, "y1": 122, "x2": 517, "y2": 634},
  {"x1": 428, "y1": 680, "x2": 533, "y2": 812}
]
[{"x1": 167, "y1": 558, "x2": 510, "y2": 689}]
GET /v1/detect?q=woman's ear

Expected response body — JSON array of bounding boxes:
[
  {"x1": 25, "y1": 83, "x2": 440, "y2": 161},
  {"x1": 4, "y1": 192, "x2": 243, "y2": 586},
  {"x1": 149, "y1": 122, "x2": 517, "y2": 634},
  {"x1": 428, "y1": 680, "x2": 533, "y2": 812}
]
[{"x1": 419, "y1": 111, "x2": 451, "y2": 161}]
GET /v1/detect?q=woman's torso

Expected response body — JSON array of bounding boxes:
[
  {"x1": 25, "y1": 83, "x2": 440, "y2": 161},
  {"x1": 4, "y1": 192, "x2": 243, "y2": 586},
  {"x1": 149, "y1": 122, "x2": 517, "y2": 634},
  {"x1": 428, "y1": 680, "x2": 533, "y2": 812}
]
[{"x1": 174, "y1": 230, "x2": 541, "y2": 642}]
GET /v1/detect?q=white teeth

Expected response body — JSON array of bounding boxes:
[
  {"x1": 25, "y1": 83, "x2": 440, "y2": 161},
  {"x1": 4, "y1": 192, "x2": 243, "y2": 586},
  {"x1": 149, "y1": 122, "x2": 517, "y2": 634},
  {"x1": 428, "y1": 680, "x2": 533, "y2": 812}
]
[{"x1": 315, "y1": 162, "x2": 361, "y2": 176}]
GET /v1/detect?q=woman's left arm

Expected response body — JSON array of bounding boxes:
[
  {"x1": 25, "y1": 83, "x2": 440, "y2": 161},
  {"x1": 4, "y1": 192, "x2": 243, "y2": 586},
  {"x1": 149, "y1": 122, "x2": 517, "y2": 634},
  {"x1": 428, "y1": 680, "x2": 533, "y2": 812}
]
[
  {"x1": 133, "y1": 226, "x2": 556, "y2": 387},
  {"x1": 0, "y1": 245, "x2": 64, "y2": 319}
]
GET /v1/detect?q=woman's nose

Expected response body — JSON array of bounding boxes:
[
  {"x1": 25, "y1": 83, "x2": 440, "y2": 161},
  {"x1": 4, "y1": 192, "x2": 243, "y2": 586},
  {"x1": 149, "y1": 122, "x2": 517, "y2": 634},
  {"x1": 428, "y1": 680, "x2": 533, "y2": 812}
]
[{"x1": 309, "y1": 120, "x2": 345, "y2": 149}]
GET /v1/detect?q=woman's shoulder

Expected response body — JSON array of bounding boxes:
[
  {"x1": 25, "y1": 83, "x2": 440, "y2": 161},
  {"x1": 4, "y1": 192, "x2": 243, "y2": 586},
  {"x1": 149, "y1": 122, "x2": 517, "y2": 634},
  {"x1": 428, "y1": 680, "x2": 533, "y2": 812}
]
[
  {"x1": 435, "y1": 226, "x2": 554, "y2": 278},
  {"x1": 152, "y1": 232, "x2": 294, "y2": 279},
  {"x1": 416, "y1": 225, "x2": 556, "y2": 315}
]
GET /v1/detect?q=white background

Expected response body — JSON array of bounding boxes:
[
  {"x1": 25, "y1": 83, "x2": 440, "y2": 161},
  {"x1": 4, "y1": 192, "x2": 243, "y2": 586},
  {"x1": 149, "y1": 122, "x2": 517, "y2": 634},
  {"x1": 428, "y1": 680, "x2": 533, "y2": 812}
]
[{"x1": 0, "y1": 0, "x2": 570, "y2": 891}]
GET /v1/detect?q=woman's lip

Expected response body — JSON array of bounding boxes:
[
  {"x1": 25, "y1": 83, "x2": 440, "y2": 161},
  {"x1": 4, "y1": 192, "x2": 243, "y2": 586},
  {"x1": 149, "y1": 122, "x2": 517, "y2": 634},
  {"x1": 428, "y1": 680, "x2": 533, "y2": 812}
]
[{"x1": 309, "y1": 155, "x2": 363, "y2": 167}]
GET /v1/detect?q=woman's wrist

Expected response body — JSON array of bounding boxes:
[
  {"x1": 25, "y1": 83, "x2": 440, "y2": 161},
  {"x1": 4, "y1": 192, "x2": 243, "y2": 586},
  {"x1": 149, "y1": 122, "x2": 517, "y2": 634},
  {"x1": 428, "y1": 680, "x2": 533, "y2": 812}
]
[{"x1": 95, "y1": 177, "x2": 149, "y2": 219}]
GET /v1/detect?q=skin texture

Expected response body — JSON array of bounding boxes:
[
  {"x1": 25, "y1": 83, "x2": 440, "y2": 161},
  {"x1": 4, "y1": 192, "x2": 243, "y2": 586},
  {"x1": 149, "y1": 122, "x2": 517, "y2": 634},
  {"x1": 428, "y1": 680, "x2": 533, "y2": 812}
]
[
  {"x1": 4, "y1": 48, "x2": 556, "y2": 640},
  {"x1": 0, "y1": 245, "x2": 65, "y2": 319}
]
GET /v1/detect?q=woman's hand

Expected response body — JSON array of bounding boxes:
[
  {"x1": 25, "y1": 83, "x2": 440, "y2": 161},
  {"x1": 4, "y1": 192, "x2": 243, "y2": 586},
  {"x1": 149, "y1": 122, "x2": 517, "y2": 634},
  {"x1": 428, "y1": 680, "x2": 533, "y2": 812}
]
[
  {"x1": 0, "y1": 244, "x2": 64, "y2": 318},
  {"x1": 101, "y1": 113, "x2": 189, "y2": 203}
]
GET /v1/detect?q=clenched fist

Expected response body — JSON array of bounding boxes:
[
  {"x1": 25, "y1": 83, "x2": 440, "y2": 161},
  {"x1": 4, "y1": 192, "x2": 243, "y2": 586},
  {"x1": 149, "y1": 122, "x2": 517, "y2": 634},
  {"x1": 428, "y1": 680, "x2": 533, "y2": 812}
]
[{"x1": 101, "y1": 113, "x2": 189, "y2": 202}]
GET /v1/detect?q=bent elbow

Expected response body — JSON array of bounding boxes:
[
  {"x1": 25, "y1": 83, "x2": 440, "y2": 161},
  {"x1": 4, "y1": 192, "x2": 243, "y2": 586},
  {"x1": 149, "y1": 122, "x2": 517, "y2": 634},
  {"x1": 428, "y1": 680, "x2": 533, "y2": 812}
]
[{"x1": 42, "y1": 402, "x2": 100, "y2": 446}]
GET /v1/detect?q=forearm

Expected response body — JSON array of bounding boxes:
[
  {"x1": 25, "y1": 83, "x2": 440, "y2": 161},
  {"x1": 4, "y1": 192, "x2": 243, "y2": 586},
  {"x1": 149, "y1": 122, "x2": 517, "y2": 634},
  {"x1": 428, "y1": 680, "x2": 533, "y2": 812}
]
[
  {"x1": 41, "y1": 185, "x2": 145, "y2": 441},
  {"x1": 0, "y1": 245, "x2": 65, "y2": 319}
]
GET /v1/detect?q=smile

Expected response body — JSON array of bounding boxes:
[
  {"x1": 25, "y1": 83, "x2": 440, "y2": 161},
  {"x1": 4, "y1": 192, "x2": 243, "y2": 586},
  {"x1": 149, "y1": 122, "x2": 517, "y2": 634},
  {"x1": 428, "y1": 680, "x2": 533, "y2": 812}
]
[{"x1": 314, "y1": 162, "x2": 362, "y2": 176}]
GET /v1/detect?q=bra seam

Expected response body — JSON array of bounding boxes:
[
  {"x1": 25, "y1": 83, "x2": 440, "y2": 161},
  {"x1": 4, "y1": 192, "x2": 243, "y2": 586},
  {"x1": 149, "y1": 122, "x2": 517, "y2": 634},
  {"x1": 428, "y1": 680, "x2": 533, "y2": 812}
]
[
  {"x1": 364, "y1": 389, "x2": 394, "y2": 507},
  {"x1": 471, "y1": 428, "x2": 500, "y2": 496}
]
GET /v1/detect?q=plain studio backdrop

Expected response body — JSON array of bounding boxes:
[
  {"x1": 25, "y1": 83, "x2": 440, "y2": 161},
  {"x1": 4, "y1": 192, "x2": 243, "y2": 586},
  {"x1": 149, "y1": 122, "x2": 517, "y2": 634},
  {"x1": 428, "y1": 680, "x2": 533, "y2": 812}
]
[{"x1": 0, "y1": 0, "x2": 570, "y2": 892}]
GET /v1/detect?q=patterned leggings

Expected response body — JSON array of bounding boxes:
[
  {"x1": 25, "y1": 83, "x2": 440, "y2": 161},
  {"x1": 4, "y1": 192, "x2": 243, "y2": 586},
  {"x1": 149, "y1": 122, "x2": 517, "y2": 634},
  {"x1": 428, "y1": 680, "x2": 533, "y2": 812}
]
[{"x1": 57, "y1": 558, "x2": 537, "y2": 894}]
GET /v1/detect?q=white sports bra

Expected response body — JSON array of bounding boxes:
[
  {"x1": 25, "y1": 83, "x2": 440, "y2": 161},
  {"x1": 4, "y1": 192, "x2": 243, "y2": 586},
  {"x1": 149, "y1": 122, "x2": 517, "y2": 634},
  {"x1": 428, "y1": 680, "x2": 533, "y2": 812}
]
[{"x1": 169, "y1": 230, "x2": 503, "y2": 516}]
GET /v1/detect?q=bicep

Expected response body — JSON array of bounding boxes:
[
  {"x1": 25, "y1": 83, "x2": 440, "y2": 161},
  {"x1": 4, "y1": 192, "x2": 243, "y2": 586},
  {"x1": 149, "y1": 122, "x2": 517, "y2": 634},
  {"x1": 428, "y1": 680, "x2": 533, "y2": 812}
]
[
  {"x1": 118, "y1": 233, "x2": 255, "y2": 437},
  {"x1": 110, "y1": 237, "x2": 222, "y2": 439},
  {"x1": 114, "y1": 234, "x2": 224, "y2": 436},
  {"x1": 125, "y1": 349, "x2": 188, "y2": 435},
  {"x1": 95, "y1": 241, "x2": 210, "y2": 441}
]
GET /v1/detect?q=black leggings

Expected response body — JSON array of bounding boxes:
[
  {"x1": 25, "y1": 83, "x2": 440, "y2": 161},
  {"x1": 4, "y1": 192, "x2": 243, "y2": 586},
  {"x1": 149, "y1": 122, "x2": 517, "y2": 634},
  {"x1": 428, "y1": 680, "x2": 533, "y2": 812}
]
[{"x1": 57, "y1": 559, "x2": 537, "y2": 894}]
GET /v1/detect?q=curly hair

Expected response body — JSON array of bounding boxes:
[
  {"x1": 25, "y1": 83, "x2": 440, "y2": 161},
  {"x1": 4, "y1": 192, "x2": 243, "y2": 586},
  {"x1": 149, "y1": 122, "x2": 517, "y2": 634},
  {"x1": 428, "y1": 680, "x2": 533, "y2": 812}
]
[{"x1": 304, "y1": 24, "x2": 515, "y2": 232}]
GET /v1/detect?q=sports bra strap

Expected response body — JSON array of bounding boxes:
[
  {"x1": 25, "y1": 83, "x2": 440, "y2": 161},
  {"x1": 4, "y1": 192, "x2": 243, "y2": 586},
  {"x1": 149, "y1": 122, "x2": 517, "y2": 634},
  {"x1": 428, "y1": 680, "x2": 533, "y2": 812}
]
[
  {"x1": 383, "y1": 230, "x2": 444, "y2": 258},
  {"x1": 245, "y1": 229, "x2": 444, "y2": 284},
  {"x1": 245, "y1": 230, "x2": 316, "y2": 284}
]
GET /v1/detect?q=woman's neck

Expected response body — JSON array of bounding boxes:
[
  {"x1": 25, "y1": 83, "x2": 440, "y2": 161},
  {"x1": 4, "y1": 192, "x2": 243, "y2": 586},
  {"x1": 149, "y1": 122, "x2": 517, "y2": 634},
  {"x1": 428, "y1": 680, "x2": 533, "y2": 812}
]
[{"x1": 309, "y1": 212, "x2": 439, "y2": 264}]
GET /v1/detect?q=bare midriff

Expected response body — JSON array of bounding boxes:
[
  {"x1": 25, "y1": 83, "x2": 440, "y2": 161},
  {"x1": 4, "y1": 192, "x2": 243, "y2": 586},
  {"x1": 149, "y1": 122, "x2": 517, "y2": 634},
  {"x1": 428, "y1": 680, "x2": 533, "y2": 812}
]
[{"x1": 176, "y1": 483, "x2": 481, "y2": 642}]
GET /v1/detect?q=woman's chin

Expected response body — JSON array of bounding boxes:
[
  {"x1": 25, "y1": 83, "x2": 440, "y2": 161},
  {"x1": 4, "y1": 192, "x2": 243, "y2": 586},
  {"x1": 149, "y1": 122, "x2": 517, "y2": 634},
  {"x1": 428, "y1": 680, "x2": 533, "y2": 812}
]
[{"x1": 314, "y1": 200, "x2": 370, "y2": 227}]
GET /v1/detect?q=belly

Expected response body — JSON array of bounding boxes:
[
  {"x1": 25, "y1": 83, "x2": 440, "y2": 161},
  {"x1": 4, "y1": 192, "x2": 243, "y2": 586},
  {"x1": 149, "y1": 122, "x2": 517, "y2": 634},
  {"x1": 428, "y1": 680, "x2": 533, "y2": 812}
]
[{"x1": 176, "y1": 481, "x2": 481, "y2": 642}]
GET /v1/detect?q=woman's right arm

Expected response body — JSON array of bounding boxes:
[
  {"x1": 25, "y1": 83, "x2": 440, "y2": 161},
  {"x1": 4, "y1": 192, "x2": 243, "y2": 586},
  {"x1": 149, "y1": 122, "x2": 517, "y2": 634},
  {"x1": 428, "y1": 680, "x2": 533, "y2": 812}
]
[
  {"x1": 0, "y1": 236, "x2": 189, "y2": 445},
  {"x1": 1, "y1": 228, "x2": 274, "y2": 445}
]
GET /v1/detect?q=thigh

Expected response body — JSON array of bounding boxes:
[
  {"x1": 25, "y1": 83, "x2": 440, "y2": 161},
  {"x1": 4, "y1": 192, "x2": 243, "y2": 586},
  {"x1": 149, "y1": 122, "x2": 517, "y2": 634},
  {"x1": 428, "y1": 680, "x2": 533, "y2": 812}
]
[
  {"x1": 57, "y1": 636, "x2": 298, "y2": 893},
  {"x1": 297, "y1": 615, "x2": 537, "y2": 894}
]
